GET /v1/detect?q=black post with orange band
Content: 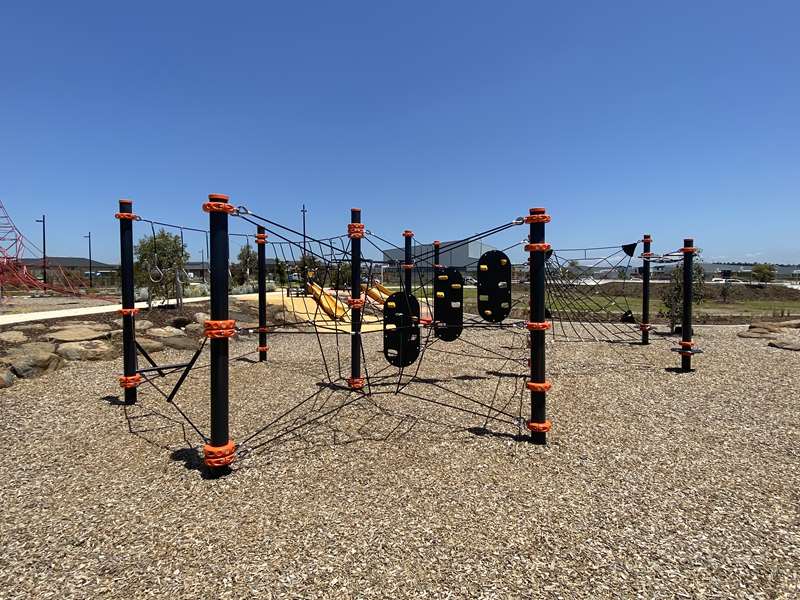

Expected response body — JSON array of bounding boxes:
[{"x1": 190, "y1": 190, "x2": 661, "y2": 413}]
[
  {"x1": 257, "y1": 225, "x2": 268, "y2": 362},
  {"x1": 403, "y1": 230, "x2": 413, "y2": 295},
  {"x1": 641, "y1": 234, "x2": 652, "y2": 345},
  {"x1": 681, "y1": 238, "x2": 695, "y2": 372},
  {"x1": 348, "y1": 208, "x2": 365, "y2": 390},
  {"x1": 116, "y1": 199, "x2": 139, "y2": 404},
  {"x1": 527, "y1": 207, "x2": 551, "y2": 443},
  {"x1": 203, "y1": 193, "x2": 236, "y2": 469}
]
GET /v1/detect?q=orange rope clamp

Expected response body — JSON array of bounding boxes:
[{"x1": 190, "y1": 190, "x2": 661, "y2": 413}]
[
  {"x1": 402, "y1": 230, "x2": 414, "y2": 238},
  {"x1": 203, "y1": 440, "x2": 236, "y2": 468},
  {"x1": 258, "y1": 327, "x2": 269, "y2": 333},
  {"x1": 118, "y1": 373, "x2": 143, "y2": 389},
  {"x1": 402, "y1": 263, "x2": 415, "y2": 270},
  {"x1": 524, "y1": 214, "x2": 551, "y2": 224},
  {"x1": 204, "y1": 319, "x2": 237, "y2": 338},
  {"x1": 527, "y1": 381, "x2": 552, "y2": 393},
  {"x1": 347, "y1": 297, "x2": 365, "y2": 309},
  {"x1": 347, "y1": 223, "x2": 365, "y2": 239},
  {"x1": 680, "y1": 247, "x2": 697, "y2": 254},
  {"x1": 118, "y1": 307, "x2": 139, "y2": 317},
  {"x1": 115, "y1": 212, "x2": 138, "y2": 220},
  {"x1": 255, "y1": 233, "x2": 268, "y2": 245},
  {"x1": 679, "y1": 340, "x2": 694, "y2": 348},
  {"x1": 641, "y1": 252, "x2": 654, "y2": 258},
  {"x1": 525, "y1": 243, "x2": 551, "y2": 252},
  {"x1": 258, "y1": 345, "x2": 269, "y2": 352},
  {"x1": 347, "y1": 377, "x2": 365, "y2": 390},
  {"x1": 639, "y1": 323, "x2": 652, "y2": 332},
  {"x1": 526, "y1": 419, "x2": 552, "y2": 433},
  {"x1": 526, "y1": 321, "x2": 551, "y2": 331},
  {"x1": 202, "y1": 201, "x2": 236, "y2": 214}
]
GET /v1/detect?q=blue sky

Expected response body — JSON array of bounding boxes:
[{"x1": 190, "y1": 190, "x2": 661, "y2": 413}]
[{"x1": 1, "y1": 1, "x2": 798, "y2": 264}]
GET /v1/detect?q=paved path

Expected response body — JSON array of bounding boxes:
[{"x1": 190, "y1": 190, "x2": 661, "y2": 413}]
[{"x1": 0, "y1": 293, "x2": 281, "y2": 327}]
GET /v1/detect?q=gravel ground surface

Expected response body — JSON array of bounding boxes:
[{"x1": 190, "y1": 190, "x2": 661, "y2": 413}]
[{"x1": 0, "y1": 323, "x2": 798, "y2": 598}]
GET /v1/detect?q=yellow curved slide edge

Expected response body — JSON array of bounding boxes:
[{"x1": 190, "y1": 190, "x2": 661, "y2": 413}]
[
  {"x1": 307, "y1": 282, "x2": 348, "y2": 321},
  {"x1": 360, "y1": 282, "x2": 392, "y2": 304}
]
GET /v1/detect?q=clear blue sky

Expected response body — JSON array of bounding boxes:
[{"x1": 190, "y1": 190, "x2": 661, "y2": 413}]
[{"x1": 1, "y1": 1, "x2": 798, "y2": 264}]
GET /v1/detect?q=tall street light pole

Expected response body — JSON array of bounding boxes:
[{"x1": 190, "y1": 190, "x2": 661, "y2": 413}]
[
  {"x1": 301, "y1": 204, "x2": 308, "y2": 293},
  {"x1": 84, "y1": 232, "x2": 93, "y2": 288},
  {"x1": 35, "y1": 215, "x2": 46, "y2": 285}
]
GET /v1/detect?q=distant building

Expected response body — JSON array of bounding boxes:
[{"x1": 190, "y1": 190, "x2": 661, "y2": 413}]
[{"x1": 381, "y1": 239, "x2": 497, "y2": 282}]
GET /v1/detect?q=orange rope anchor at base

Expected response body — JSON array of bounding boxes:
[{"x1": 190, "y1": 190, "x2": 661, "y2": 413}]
[
  {"x1": 526, "y1": 420, "x2": 552, "y2": 433},
  {"x1": 118, "y1": 374, "x2": 142, "y2": 389},
  {"x1": 203, "y1": 440, "x2": 236, "y2": 468}
]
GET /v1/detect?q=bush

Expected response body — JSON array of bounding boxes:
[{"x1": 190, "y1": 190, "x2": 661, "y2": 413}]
[
  {"x1": 752, "y1": 263, "x2": 776, "y2": 283},
  {"x1": 660, "y1": 263, "x2": 705, "y2": 332}
]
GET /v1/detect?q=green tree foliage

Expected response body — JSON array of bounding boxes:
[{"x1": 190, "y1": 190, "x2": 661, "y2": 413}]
[
  {"x1": 719, "y1": 280, "x2": 733, "y2": 304},
  {"x1": 751, "y1": 263, "x2": 776, "y2": 283},
  {"x1": 231, "y1": 243, "x2": 257, "y2": 286},
  {"x1": 274, "y1": 260, "x2": 288, "y2": 286},
  {"x1": 134, "y1": 229, "x2": 189, "y2": 302},
  {"x1": 660, "y1": 263, "x2": 705, "y2": 332}
]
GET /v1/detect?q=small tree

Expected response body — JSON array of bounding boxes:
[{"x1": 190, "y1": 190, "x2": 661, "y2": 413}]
[
  {"x1": 751, "y1": 263, "x2": 776, "y2": 283},
  {"x1": 231, "y1": 243, "x2": 257, "y2": 286},
  {"x1": 134, "y1": 229, "x2": 189, "y2": 303},
  {"x1": 719, "y1": 280, "x2": 733, "y2": 304},
  {"x1": 660, "y1": 263, "x2": 705, "y2": 332},
  {"x1": 274, "y1": 260, "x2": 288, "y2": 286}
]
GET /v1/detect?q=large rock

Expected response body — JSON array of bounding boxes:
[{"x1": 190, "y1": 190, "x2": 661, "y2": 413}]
[
  {"x1": 738, "y1": 329, "x2": 777, "y2": 339},
  {"x1": 161, "y1": 336, "x2": 200, "y2": 351},
  {"x1": 768, "y1": 339, "x2": 800, "y2": 351},
  {"x1": 193, "y1": 312, "x2": 210, "y2": 325},
  {"x1": 0, "y1": 330, "x2": 28, "y2": 343},
  {"x1": 0, "y1": 369, "x2": 15, "y2": 389},
  {"x1": 45, "y1": 327, "x2": 112, "y2": 343},
  {"x1": 146, "y1": 326, "x2": 186, "y2": 338},
  {"x1": 136, "y1": 338, "x2": 165, "y2": 353},
  {"x1": 52, "y1": 322, "x2": 111, "y2": 332},
  {"x1": 57, "y1": 340, "x2": 117, "y2": 361},
  {"x1": 11, "y1": 323, "x2": 47, "y2": 332},
  {"x1": 112, "y1": 318, "x2": 154, "y2": 331},
  {"x1": 5, "y1": 341, "x2": 57, "y2": 355},
  {"x1": 1, "y1": 351, "x2": 64, "y2": 379},
  {"x1": 184, "y1": 323, "x2": 203, "y2": 335},
  {"x1": 749, "y1": 323, "x2": 786, "y2": 334}
]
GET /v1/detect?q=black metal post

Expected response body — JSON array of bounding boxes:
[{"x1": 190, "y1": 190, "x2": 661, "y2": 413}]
[
  {"x1": 117, "y1": 200, "x2": 138, "y2": 404},
  {"x1": 203, "y1": 193, "x2": 235, "y2": 469},
  {"x1": 433, "y1": 240, "x2": 441, "y2": 269},
  {"x1": 403, "y1": 230, "x2": 414, "y2": 294},
  {"x1": 36, "y1": 215, "x2": 47, "y2": 285},
  {"x1": 641, "y1": 234, "x2": 652, "y2": 345},
  {"x1": 681, "y1": 238, "x2": 695, "y2": 372},
  {"x1": 256, "y1": 225, "x2": 268, "y2": 362},
  {"x1": 526, "y1": 207, "x2": 551, "y2": 444},
  {"x1": 348, "y1": 208, "x2": 364, "y2": 390},
  {"x1": 302, "y1": 204, "x2": 308, "y2": 294}
]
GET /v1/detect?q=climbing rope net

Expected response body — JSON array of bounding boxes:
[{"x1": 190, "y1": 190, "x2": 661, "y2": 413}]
[{"x1": 118, "y1": 204, "x2": 681, "y2": 460}]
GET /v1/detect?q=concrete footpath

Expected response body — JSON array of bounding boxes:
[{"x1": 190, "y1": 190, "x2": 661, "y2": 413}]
[{"x1": 0, "y1": 293, "x2": 279, "y2": 327}]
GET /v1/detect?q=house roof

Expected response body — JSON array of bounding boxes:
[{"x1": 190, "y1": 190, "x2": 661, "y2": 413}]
[{"x1": 20, "y1": 256, "x2": 118, "y2": 270}]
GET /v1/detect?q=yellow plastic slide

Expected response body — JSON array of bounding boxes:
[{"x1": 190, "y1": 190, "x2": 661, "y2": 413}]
[
  {"x1": 361, "y1": 281, "x2": 394, "y2": 304},
  {"x1": 306, "y1": 282, "x2": 348, "y2": 321}
]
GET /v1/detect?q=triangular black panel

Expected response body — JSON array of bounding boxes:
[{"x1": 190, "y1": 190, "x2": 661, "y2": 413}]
[
  {"x1": 622, "y1": 242, "x2": 638, "y2": 258},
  {"x1": 433, "y1": 267, "x2": 463, "y2": 342},
  {"x1": 383, "y1": 292, "x2": 421, "y2": 367},
  {"x1": 477, "y1": 250, "x2": 512, "y2": 323}
]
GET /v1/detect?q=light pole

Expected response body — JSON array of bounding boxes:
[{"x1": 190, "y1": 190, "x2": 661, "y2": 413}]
[
  {"x1": 35, "y1": 215, "x2": 46, "y2": 285},
  {"x1": 84, "y1": 232, "x2": 93, "y2": 288}
]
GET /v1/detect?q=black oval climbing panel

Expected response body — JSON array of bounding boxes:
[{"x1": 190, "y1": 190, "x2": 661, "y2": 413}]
[
  {"x1": 433, "y1": 267, "x2": 464, "y2": 342},
  {"x1": 383, "y1": 292, "x2": 421, "y2": 367},
  {"x1": 477, "y1": 250, "x2": 512, "y2": 323}
]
